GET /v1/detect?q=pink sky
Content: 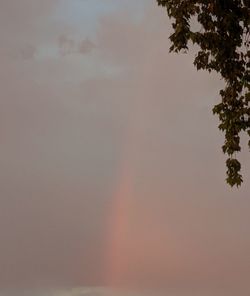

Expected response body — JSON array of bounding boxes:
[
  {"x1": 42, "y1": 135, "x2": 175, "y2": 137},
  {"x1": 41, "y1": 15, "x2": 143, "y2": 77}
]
[{"x1": 0, "y1": 1, "x2": 249, "y2": 295}]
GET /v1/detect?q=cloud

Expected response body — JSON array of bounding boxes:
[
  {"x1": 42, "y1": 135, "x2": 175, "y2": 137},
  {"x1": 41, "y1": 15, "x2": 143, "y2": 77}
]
[
  {"x1": 78, "y1": 38, "x2": 95, "y2": 55},
  {"x1": 58, "y1": 34, "x2": 76, "y2": 56},
  {"x1": 58, "y1": 34, "x2": 95, "y2": 56},
  {"x1": 19, "y1": 44, "x2": 37, "y2": 60}
]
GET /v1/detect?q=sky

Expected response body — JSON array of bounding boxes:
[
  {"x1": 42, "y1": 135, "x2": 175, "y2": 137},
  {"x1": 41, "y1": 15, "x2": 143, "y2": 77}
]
[{"x1": 0, "y1": 1, "x2": 250, "y2": 296}]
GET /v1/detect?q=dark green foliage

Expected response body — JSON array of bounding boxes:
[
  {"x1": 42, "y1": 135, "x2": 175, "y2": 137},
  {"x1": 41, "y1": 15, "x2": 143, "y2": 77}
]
[{"x1": 157, "y1": 0, "x2": 250, "y2": 187}]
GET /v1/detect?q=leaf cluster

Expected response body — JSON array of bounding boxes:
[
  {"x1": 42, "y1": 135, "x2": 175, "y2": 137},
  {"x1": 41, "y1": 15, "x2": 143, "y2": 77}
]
[{"x1": 157, "y1": 0, "x2": 250, "y2": 186}]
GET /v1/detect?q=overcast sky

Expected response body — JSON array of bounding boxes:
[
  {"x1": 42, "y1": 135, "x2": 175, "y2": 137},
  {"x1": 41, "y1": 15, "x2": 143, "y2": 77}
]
[{"x1": 0, "y1": 1, "x2": 250, "y2": 296}]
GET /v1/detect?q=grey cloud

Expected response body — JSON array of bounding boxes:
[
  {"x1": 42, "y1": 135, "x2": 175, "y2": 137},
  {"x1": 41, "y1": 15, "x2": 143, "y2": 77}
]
[
  {"x1": 0, "y1": 44, "x2": 37, "y2": 61},
  {"x1": 58, "y1": 34, "x2": 76, "y2": 56},
  {"x1": 19, "y1": 44, "x2": 37, "y2": 60},
  {"x1": 78, "y1": 38, "x2": 95, "y2": 55},
  {"x1": 58, "y1": 34, "x2": 95, "y2": 56}
]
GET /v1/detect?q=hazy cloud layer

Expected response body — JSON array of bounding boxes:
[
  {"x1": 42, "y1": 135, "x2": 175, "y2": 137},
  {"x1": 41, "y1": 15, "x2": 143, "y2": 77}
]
[{"x1": 0, "y1": 0, "x2": 249, "y2": 295}]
